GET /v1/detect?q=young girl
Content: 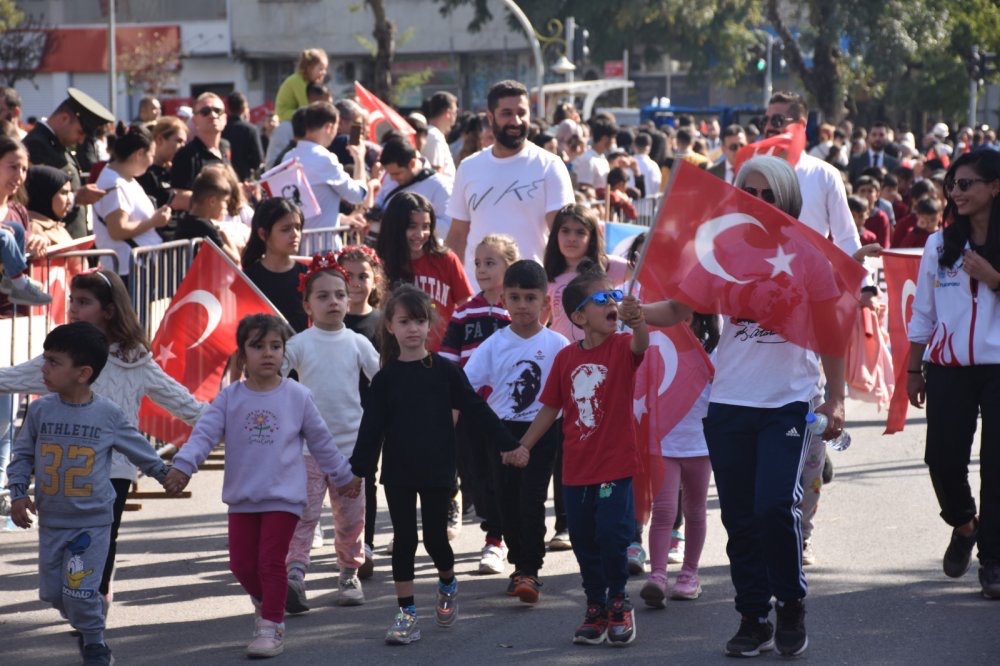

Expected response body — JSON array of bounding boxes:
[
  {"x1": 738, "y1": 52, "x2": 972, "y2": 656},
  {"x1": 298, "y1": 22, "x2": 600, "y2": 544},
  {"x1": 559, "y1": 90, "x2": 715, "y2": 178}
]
[
  {"x1": 164, "y1": 314, "x2": 357, "y2": 659},
  {"x1": 440, "y1": 234, "x2": 517, "y2": 568},
  {"x1": 0, "y1": 135, "x2": 50, "y2": 306},
  {"x1": 345, "y1": 285, "x2": 520, "y2": 646},
  {"x1": 241, "y1": 197, "x2": 308, "y2": 333},
  {"x1": 338, "y1": 244, "x2": 385, "y2": 577},
  {"x1": 0, "y1": 269, "x2": 206, "y2": 603},
  {"x1": 374, "y1": 192, "x2": 472, "y2": 352},
  {"x1": 282, "y1": 254, "x2": 380, "y2": 613}
]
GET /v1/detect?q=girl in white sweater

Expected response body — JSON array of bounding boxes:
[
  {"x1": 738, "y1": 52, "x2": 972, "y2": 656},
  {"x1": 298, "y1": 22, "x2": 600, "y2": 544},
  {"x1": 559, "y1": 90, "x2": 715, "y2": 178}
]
[{"x1": 0, "y1": 269, "x2": 206, "y2": 602}]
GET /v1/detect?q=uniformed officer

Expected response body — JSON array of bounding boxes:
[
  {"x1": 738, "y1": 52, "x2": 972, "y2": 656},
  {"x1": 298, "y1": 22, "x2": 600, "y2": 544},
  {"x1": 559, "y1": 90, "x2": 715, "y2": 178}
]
[{"x1": 23, "y1": 88, "x2": 115, "y2": 239}]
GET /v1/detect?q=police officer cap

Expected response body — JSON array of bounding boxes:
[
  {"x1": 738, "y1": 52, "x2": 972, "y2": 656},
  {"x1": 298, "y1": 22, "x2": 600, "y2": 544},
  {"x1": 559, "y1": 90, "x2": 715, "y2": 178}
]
[{"x1": 62, "y1": 88, "x2": 115, "y2": 133}]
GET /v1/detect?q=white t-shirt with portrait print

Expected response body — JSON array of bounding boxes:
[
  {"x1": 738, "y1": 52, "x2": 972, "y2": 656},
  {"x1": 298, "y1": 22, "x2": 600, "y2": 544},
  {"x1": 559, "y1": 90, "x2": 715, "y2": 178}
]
[
  {"x1": 463, "y1": 325, "x2": 569, "y2": 422},
  {"x1": 93, "y1": 165, "x2": 163, "y2": 275}
]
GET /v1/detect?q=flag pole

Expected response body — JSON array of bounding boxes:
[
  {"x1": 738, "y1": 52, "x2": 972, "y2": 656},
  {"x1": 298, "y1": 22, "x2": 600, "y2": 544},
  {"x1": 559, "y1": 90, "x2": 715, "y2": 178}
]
[
  {"x1": 627, "y1": 160, "x2": 684, "y2": 298},
  {"x1": 200, "y1": 239, "x2": 288, "y2": 324}
]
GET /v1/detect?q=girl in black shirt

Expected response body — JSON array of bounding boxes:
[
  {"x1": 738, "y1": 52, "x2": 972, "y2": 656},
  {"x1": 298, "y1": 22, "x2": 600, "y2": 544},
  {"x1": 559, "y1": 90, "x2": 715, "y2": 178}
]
[{"x1": 241, "y1": 198, "x2": 308, "y2": 333}]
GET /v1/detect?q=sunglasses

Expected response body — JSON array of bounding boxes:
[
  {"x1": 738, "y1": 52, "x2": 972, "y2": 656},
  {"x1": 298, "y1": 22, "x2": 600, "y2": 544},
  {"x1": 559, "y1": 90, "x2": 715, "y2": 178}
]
[
  {"x1": 727, "y1": 143, "x2": 746, "y2": 152},
  {"x1": 198, "y1": 106, "x2": 225, "y2": 117},
  {"x1": 945, "y1": 178, "x2": 990, "y2": 193},
  {"x1": 575, "y1": 289, "x2": 624, "y2": 312},
  {"x1": 743, "y1": 186, "x2": 777, "y2": 204},
  {"x1": 761, "y1": 113, "x2": 788, "y2": 129}
]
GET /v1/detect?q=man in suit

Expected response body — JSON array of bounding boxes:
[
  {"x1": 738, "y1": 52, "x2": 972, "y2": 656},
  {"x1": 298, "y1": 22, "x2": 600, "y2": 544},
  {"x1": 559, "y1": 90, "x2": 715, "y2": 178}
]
[
  {"x1": 23, "y1": 88, "x2": 115, "y2": 239},
  {"x1": 848, "y1": 121, "x2": 899, "y2": 183},
  {"x1": 709, "y1": 124, "x2": 747, "y2": 184},
  {"x1": 221, "y1": 91, "x2": 264, "y2": 181}
]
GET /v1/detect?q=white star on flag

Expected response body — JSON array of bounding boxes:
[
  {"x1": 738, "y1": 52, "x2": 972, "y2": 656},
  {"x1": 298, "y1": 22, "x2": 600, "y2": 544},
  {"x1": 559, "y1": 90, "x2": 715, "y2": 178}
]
[
  {"x1": 155, "y1": 342, "x2": 178, "y2": 366},
  {"x1": 633, "y1": 396, "x2": 647, "y2": 421},
  {"x1": 765, "y1": 245, "x2": 796, "y2": 278}
]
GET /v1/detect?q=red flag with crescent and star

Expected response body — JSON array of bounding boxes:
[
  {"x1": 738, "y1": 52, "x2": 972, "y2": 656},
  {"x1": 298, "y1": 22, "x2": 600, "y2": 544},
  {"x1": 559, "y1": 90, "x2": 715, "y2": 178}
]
[
  {"x1": 636, "y1": 160, "x2": 867, "y2": 358},
  {"x1": 882, "y1": 249, "x2": 922, "y2": 434},
  {"x1": 354, "y1": 81, "x2": 416, "y2": 146},
  {"x1": 138, "y1": 241, "x2": 282, "y2": 444},
  {"x1": 29, "y1": 235, "x2": 94, "y2": 325},
  {"x1": 732, "y1": 121, "x2": 807, "y2": 175}
]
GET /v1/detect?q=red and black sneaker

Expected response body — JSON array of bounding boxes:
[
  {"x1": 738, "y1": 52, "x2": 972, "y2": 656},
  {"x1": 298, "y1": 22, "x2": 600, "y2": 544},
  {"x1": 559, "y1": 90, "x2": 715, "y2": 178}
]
[
  {"x1": 572, "y1": 603, "x2": 608, "y2": 645},
  {"x1": 606, "y1": 595, "x2": 636, "y2": 646}
]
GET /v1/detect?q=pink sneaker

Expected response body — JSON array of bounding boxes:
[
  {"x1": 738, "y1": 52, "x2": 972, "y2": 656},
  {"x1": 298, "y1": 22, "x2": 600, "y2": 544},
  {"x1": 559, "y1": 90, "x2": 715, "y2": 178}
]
[
  {"x1": 639, "y1": 572, "x2": 667, "y2": 609},
  {"x1": 671, "y1": 572, "x2": 702, "y2": 600},
  {"x1": 247, "y1": 618, "x2": 285, "y2": 658}
]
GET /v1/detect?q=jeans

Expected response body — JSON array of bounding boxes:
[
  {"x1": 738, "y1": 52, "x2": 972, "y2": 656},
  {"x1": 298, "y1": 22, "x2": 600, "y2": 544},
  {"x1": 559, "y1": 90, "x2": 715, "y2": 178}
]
[
  {"x1": 564, "y1": 476, "x2": 635, "y2": 604},
  {"x1": 0, "y1": 222, "x2": 28, "y2": 277}
]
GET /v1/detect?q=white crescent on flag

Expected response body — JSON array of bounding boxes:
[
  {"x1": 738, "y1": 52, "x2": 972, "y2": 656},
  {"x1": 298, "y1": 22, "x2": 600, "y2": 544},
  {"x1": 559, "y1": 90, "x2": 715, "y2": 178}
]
[
  {"x1": 695, "y1": 213, "x2": 766, "y2": 284},
  {"x1": 650, "y1": 330, "x2": 678, "y2": 397},
  {"x1": 164, "y1": 289, "x2": 224, "y2": 349}
]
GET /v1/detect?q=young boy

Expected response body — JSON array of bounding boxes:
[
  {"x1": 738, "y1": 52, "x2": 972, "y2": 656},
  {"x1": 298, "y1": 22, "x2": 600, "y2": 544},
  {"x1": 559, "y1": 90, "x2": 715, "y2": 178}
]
[
  {"x1": 463, "y1": 260, "x2": 569, "y2": 602},
  {"x1": 511, "y1": 262, "x2": 648, "y2": 646},
  {"x1": 897, "y1": 196, "x2": 942, "y2": 249},
  {"x1": 6, "y1": 322, "x2": 170, "y2": 666},
  {"x1": 853, "y1": 175, "x2": 891, "y2": 248},
  {"x1": 847, "y1": 195, "x2": 879, "y2": 245}
]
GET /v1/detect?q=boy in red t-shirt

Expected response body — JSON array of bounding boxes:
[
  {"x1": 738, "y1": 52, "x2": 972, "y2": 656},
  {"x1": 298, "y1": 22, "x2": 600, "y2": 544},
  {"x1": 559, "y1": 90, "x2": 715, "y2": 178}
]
[{"x1": 510, "y1": 262, "x2": 648, "y2": 647}]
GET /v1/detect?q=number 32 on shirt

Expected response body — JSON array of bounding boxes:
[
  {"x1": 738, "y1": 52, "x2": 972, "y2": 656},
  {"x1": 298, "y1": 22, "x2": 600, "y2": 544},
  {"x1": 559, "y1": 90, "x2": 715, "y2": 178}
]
[{"x1": 38, "y1": 443, "x2": 96, "y2": 497}]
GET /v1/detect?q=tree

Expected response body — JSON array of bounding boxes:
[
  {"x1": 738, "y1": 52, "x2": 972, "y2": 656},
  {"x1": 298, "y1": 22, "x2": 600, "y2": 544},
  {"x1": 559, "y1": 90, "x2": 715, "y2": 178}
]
[
  {"x1": 0, "y1": 1, "x2": 48, "y2": 89},
  {"x1": 364, "y1": 0, "x2": 395, "y2": 102},
  {"x1": 116, "y1": 29, "x2": 181, "y2": 96}
]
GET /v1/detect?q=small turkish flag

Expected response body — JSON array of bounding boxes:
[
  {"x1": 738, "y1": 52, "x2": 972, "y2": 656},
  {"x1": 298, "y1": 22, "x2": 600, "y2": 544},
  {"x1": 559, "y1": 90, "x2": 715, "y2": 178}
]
[
  {"x1": 138, "y1": 241, "x2": 282, "y2": 444},
  {"x1": 882, "y1": 249, "x2": 922, "y2": 434},
  {"x1": 636, "y1": 161, "x2": 867, "y2": 357},
  {"x1": 733, "y1": 122, "x2": 807, "y2": 175},
  {"x1": 259, "y1": 157, "x2": 322, "y2": 220},
  {"x1": 29, "y1": 235, "x2": 94, "y2": 325},
  {"x1": 354, "y1": 81, "x2": 416, "y2": 146}
]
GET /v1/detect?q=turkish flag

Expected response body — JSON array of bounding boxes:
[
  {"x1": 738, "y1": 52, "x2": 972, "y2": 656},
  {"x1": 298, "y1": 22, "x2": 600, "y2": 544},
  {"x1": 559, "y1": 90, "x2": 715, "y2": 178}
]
[
  {"x1": 29, "y1": 235, "x2": 94, "y2": 325},
  {"x1": 354, "y1": 81, "x2": 416, "y2": 146},
  {"x1": 259, "y1": 157, "x2": 322, "y2": 220},
  {"x1": 632, "y1": 321, "x2": 714, "y2": 524},
  {"x1": 138, "y1": 241, "x2": 282, "y2": 444},
  {"x1": 637, "y1": 160, "x2": 867, "y2": 357},
  {"x1": 882, "y1": 249, "x2": 922, "y2": 434},
  {"x1": 733, "y1": 121, "x2": 807, "y2": 175}
]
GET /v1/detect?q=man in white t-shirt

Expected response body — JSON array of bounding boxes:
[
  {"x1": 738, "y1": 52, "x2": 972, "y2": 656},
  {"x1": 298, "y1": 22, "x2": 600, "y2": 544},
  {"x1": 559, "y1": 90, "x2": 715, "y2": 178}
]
[
  {"x1": 633, "y1": 132, "x2": 662, "y2": 195},
  {"x1": 572, "y1": 118, "x2": 616, "y2": 191},
  {"x1": 422, "y1": 91, "x2": 458, "y2": 181},
  {"x1": 446, "y1": 80, "x2": 574, "y2": 285},
  {"x1": 375, "y1": 138, "x2": 453, "y2": 236}
]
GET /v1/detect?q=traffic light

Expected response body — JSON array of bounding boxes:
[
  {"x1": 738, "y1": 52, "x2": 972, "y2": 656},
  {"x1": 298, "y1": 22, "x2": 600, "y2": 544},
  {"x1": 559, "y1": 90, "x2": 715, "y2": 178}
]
[
  {"x1": 969, "y1": 47, "x2": 983, "y2": 80},
  {"x1": 984, "y1": 52, "x2": 998, "y2": 78},
  {"x1": 747, "y1": 43, "x2": 767, "y2": 76},
  {"x1": 574, "y1": 25, "x2": 590, "y2": 63}
]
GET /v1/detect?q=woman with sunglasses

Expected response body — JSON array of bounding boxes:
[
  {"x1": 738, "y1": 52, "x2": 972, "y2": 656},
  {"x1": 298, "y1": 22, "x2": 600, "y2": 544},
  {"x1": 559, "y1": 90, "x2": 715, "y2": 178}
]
[
  {"x1": 907, "y1": 149, "x2": 1000, "y2": 599},
  {"x1": 643, "y1": 155, "x2": 847, "y2": 658}
]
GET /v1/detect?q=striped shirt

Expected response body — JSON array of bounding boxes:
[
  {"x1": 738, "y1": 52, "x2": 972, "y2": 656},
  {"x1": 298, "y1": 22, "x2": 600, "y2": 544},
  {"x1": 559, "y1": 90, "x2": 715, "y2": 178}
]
[{"x1": 439, "y1": 293, "x2": 511, "y2": 366}]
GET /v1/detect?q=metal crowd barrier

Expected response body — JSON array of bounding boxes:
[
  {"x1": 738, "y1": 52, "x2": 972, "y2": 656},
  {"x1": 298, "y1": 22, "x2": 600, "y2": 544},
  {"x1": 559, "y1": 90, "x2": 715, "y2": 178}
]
[
  {"x1": 128, "y1": 239, "x2": 197, "y2": 341},
  {"x1": 634, "y1": 194, "x2": 663, "y2": 227},
  {"x1": 299, "y1": 225, "x2": 353, "y2": 257}
]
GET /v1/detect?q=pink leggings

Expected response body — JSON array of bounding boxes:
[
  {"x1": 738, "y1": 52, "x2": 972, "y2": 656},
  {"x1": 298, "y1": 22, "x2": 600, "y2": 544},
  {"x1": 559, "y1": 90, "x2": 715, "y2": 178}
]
[
  {"x1": 648, "y1": 455, "x2": 712, "y2": 578},
  {"x1": 228, "y1": 511, "x2": 299, "y2": 623}
]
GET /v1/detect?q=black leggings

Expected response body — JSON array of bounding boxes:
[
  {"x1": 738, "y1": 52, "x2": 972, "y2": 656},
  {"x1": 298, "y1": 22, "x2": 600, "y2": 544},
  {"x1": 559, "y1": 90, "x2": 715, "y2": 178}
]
[
  {"x1": 100, "y1": 478, "x2": 132, "y2": 596},
  {"x1": 364, "y1": 474, "x2": 377, "y2": 548},
  {"x1": 383, "y1": 485, "x2": 455, "y2": 582}
]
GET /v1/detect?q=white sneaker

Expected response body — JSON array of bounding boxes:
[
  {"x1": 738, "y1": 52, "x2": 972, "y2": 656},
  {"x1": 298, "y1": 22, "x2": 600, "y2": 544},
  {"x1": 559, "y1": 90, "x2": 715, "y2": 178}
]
[
  {"x1": 802, "y1": 539, "x2": 816, "y2": 566},
  {"x1": 246, "y1": 618, "x2": 285, "y2": 657},
  {"x1": 338, "y1": 574, "x2": 365, "y2": 606},
  {"x1": 8, "y1": 278, "x2": 52, "y2": 306},
  {"x1": 447, "y1": 499, "x2": 462, "y2": 540},
  {"x1": 312, "y1": 523, "x2": 324, "y2": 549},
  {"x1": 385, "y1": 538, "x2": 394, "y2": 555},
  {"x1": 478, "y1": 542, "x2": 507, "y2": 575}
]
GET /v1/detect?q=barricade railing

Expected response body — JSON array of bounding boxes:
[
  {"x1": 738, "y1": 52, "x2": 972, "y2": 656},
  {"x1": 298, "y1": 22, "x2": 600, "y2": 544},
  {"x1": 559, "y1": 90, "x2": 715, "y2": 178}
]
[
  {"x1": 635, "y1": 194, "x2": 662, "y2": 227},
  {"x1": 129, "y1": 239, "x2": 197, "y2": 341},
  {"x1": 299, "y1": 225, "x2": 354, "y2": 257}
]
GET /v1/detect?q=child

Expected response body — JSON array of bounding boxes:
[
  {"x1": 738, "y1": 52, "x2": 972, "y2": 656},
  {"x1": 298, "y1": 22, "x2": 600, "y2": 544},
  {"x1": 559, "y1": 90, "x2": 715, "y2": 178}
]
[
  {"x1": 282, "y1": 254, "x2": 380, "y2": 612},
  {"x1": 514, "y1": 262, "x2": 649, "y2": 646},
  {"x1": 6, "y1": 321, "x2": 171, "y2": 666},
  {"x1": 848, "y1": 195, "x2": 879, "y2": 246},
  {"x1": 164, "y1": 314, "x2": 357, "y2": 659},
  {"x1": 345, "y1": 285, "x2": 521, "y2": 645},
  {"x1": 897, "y1": 196, "x2": 942, "y2": 249},
  {"x1": 853, "y1": 175, "x2": 891, "y2": 248},
  {"x1": 338, "y1": 244, "x2": 385, "y2": 578},
  {"x1": 241, "y1": 197, "x2": 309, "y2": 333},
  {"x1": 0, "y1": 135, "x2": 51, "y2": 306},
  {"x1": 463, "y1": 260, "x2": 569, "y2": 603},
  {"x1": 640, "y1": 313, "x2": 719, "y2": 608},
  {"x1": 542, "y1": 204, "x2": 628, "y2": 551},
  {"x1": 374, "y1": 192, "x2": 472, "y2": 352},
  {"x1": 0, "y1": 270, "x2": 205, "y2": 605},
  {"x1": 440, "y1": 234, "x2": 517, "y2": 565},
  {"x1": 607, "y1": 167, "x2": 638, "y2": 221}
]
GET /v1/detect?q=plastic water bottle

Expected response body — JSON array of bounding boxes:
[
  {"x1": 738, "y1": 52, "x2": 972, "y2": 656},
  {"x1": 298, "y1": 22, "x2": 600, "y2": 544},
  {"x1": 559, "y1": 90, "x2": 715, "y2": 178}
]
[{"x1": 805, "y1": 413, "x2": 852, "y2": 451}]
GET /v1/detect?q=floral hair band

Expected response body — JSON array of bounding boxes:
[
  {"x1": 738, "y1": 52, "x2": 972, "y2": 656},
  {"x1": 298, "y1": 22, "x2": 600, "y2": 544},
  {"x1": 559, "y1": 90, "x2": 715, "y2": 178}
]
[
  {"x1": 297, "y1": 251, "x2": 351, "y2": 293},
  {"x1": 337, "y1": 244, "x2": 381, "y2": 267}
]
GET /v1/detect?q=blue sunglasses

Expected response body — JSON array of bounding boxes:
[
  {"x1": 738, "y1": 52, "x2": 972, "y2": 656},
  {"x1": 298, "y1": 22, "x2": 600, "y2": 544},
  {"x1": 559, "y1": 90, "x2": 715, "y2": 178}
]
[{"x1": 575, "y1": 289, "x2": 624, "y2": 312}]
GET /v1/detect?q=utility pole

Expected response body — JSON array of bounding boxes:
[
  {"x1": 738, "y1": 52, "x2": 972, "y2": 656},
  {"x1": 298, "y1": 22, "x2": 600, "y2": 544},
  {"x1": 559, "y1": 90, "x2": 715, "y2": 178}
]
[
  {"x1": 970, "y1": 45, "x2": 980, "y2": 128},
  {"x1": 764, "y1": 33, "x2": 774, "y2": 109},
  {"x1": 108, "y1": 0, "x2": 117, "y2": 118},
  {"x1": 565, "y1": 16, "x2": 575, "y2": 83}
]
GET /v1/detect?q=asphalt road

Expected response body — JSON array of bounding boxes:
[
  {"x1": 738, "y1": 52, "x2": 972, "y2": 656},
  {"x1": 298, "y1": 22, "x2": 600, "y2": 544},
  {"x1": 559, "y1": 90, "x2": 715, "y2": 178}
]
[{"x1": 3, "y1": 397, "x2": 998, "y2": 664}]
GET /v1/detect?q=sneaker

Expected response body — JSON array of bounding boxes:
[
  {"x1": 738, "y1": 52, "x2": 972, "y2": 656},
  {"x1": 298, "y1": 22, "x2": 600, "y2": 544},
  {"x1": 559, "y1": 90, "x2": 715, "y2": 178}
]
[
  {"x1": 822, "y1": 453, "x2": 834, "y2": 484},
  {"x1": 312, "y1": 523, "x2": 324, "y2": 549},
  {"x1": 436, "y1": 581, "x2": 458, "y2": 627},
  {"x1": 774, "y1": 599, "x2": 808, "y2": 656},
  {"x1": 446, "y1": 499, "x2": 462, "y2": 540},
  {"x1": 506, "y1": 571, "x2": 522, "y2": 597},
  {"x1": 246, "y1": 618, "x2": 285, "y2": 658},
  {"x1": 513, "y1": 575, "x2": 541, "y2": 604},
  {"x1": 979, "y1": 560, "x2": 1000, "y2": 599},
  {"x1": 671, "y1": 572, "x2": 702, "y2": 600},
  {"x1": 0, "y1": 494, "x2": 10, "y2": 516},
  {"x1": 725, "y1": 615, "x2": 774, "y2": 657},
  {"x1": 943, "y1": 521, "x2": 978, "y2": 578},
  {"x1": 285, "y1": 576, "x2": 309, "y2": 614},
  {"x1": 8, "y1": 278, "x2": 52, "y2": 306},
  {"x1": 549, "y1": 530, "x2": 573, "y2": 551},
  {"x1": 606, "y1": 595, "x2": 636, "y2": 646},
  {"x1": 0, "y1": 276, "x2": 11, "y2": 294},
  {"x1": 359, "y1": 543, "x2": 375, "y2": 580},
  {"x1": 385, "y1": 538, "x2": 394, "y2": 555},
  {"x1": 627, "y1": 542, "x2": 646, "y2": 576},
  {"x1": 640, "y1": 573, "x2": 667, "y2": 609},
  {"x1": 802, "y1": 539, "x2": 816, "y2": 567},
  {"x1": 478, "y1": 542, "x2": 507, "y2": 575},
  {"x1": 338, "y1": 574, "x2": 365, "y2": 606},
  {"x1": 573, "y1": 603, "x2": 608, "y2": 645},
  {"x1": 668, "y1": 530, "x2": 685, "y2": 564},
  {"x1": 385, "y1": 608, "x2": 421, "y2": 645},
  {"x1": 82, "y1": 642, "x2": 114, "y2": 665}
]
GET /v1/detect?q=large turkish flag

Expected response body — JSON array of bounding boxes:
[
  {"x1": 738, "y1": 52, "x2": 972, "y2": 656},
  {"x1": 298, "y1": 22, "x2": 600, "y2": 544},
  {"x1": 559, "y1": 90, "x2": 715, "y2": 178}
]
[
  {"x1": 354, "y1": 81, "x2": 416, "y2": 146},
  {"x1": 636, "y1": 161, "x2": 866, "y2": 357},
  {"x1": 138, "y1": 241, "x2": 281, "y2": 444},
  {"x1": 882, "y1": 249, "x2": 922, "y2": 434},
  {"x1": 733, "y1": 121, "x2": 807, "y2": 175}
]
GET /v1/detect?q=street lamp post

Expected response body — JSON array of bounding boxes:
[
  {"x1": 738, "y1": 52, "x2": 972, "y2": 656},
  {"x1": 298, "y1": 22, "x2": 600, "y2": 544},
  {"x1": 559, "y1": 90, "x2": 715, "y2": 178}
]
[{"x1": 501, "y1": 0, "x2": 545, "y2": 119}]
